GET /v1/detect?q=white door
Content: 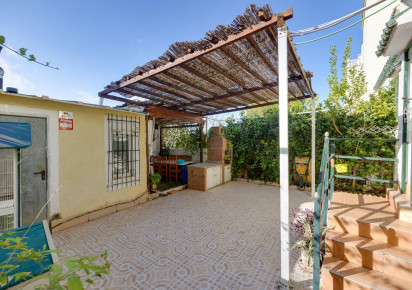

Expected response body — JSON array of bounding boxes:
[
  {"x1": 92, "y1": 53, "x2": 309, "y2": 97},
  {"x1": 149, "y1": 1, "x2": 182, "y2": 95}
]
[{"x1": 0, "y1": 149, "x2": 18, "y2": 231}]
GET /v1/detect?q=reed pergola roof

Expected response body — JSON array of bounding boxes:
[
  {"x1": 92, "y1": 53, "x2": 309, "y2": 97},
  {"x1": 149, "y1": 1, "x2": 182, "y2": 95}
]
[{"x1": 99, "y1": 4, "x2": 314, "y2": 123}]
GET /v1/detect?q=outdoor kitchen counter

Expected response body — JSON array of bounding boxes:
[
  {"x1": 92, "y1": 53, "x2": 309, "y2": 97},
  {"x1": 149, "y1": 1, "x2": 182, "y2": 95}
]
[
  {"x1": 187, "y1": 162, "x2": 222, "y2": 191},
  {"x1": 187, "y1": 162, "x2": 221, "y2": 169}
]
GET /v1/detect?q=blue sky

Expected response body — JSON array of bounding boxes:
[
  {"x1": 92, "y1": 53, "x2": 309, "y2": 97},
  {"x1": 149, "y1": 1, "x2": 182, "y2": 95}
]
[{"x1": 1, "y1": 0, "x2": 365, "y2": 107}]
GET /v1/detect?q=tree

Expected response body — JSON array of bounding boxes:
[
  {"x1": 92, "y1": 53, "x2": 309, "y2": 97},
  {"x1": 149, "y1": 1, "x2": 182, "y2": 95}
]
[{"x1": 324, "y1": 37, "x2": 367, "y2": 135}]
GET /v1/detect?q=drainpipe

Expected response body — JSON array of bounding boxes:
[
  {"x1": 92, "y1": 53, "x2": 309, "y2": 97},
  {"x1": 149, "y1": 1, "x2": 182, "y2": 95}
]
[
  {"x1": 404, "y1": 48, "x2": 411, "y2": 204},
  {"x1": 401, "y1": 49, "x2": 409, "y2": 194}
]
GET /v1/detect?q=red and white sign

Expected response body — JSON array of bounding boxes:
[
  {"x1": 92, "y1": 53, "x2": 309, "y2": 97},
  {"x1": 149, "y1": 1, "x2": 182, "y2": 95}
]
[
  {"x1": 59, "y1": 118, "x2": 73, "y2": 130},
  {"x1": 59, "y1": 111, "x2": 73, "y2": 130}
]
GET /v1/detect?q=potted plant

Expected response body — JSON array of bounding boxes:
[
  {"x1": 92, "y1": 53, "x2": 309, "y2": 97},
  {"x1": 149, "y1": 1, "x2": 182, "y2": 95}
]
[
  {"x1": 290, "y1": 208, "x2": 329, "y2": 272},
  {"x1": 149, "y1": 173, "x2": 161, "y2": 193}
]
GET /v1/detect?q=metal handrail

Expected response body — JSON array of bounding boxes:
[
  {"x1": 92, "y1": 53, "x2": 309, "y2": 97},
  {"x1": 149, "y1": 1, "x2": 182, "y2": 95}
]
[{"x1": 312, "y1": 133, "x2": 398, "y2": 290}]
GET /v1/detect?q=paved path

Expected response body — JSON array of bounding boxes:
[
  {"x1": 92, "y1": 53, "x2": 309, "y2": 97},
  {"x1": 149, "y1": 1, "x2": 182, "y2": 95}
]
[{"x1": 53, "y1": 181, "x2": 314, "y2": 289}]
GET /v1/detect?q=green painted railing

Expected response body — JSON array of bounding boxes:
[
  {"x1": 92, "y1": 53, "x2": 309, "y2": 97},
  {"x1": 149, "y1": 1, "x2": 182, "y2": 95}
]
[{"x1": 312, "y1": 133, "x2": 398, "y2": 290}]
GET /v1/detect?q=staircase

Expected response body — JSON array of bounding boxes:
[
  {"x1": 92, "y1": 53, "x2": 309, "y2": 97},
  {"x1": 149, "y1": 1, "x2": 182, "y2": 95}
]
[{"x1": 322, "y1": 191, "x2": 412, "y2": 289}]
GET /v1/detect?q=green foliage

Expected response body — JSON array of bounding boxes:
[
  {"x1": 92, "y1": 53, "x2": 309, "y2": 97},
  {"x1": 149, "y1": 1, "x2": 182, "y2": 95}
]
[
  {"x1": 33, "y1": 251, "x2": 110, "y2": 290},
  {"x1": 0, "y1": 233, "x2": 110, "y2": 289},
  {"x1": 325, "y1": 37, "x2": 367, "y2": 118},
  {"x1": 225, "y1": 102, "x2": 330, "y2": 184},
  {"x1": 0, "y1": 35, "x2": 58, "y2": 69},
  {"x1": 0, "y1": 232, "x2": 56, "y2": 287},
  {"x1": 163, "y1": 127, "x2": 201, "y2": 154},
  {"x1": 149, "y1": 173, "x2": 162, "y2": 185},
  {"x1": 19, "y1": 48, "x2": 27, "y2": 56},
  {"x1": 223, "y1": 38, "x2": 397, "y2": 196}
]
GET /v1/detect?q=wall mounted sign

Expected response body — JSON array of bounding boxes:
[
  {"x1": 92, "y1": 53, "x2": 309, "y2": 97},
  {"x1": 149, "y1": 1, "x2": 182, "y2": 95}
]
[{"x1": 59, "y1": 111, "x2": 73, "y2": 130}]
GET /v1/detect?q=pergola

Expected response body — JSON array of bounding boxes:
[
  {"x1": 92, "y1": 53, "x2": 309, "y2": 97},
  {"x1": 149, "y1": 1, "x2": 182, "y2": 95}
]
[{"x1": 99, "y1": 4, "x2": 315, "y2": 287}]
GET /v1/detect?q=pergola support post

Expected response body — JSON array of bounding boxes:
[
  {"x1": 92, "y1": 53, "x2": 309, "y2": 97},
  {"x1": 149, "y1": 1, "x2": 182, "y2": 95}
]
[
  {"x1": 145, "y1": 116, "x2": 150, "y2": 192},
  {"x1": 311, "y1": 96, "x2": 316, "y2": 197},
  {"x1": 159, "y1": 125, "x2": 163, "y2": 155},
  {"x1": 278, "y1": 24, "x2": 289, "y2": 289},
  {"x1": 200, "y1": 121, "x2": 204, "y2": 163}
]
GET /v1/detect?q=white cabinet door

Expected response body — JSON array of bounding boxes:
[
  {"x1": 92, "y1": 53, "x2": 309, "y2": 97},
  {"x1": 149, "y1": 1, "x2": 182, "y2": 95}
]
[
  {"x1": 215, "y1": 166, "x2": 222, "y2": 187},
  {"x1": 206, "y1": 167, "x2": 215, "y2": 190},
  {"x1": 206, "y1": 166, "x2": 222, "y2": 190},
  {"x1": 224, "y1": 165, "x2": 231, "y2": 183}
]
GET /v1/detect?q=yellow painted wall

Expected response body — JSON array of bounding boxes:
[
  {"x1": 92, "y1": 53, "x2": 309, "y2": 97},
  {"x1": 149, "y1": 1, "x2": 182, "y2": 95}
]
[{"x1": 0, "y1": 92, "x2": 147, "y2": 219}]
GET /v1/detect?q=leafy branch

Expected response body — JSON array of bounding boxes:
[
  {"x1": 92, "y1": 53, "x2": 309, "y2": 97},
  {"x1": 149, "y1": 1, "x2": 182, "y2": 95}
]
[
  {"x1": 0, "y1": 36, "x2": 59, "y2": 70},
  {"x1": 0, "y1": 232, "x2": 110, "y2": 289}
]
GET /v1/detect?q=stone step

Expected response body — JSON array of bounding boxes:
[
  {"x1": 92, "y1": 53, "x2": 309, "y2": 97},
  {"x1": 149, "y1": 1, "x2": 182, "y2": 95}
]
[
  {"x1": 322, "y1": 255, "x2": 409, "y2": 290},
  {"x1": 387, "y1": 189, "x2": 412, "y2": 222},
  {"x1": 326, "y1": 230, "x2": 412, "y2": 282},
  {"x1": 327, "y1": 209, "x2": 412, "y2": 248}
]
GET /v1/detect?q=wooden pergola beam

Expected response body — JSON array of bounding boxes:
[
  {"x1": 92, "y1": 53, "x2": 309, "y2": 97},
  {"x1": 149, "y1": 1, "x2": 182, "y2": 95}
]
[
  {"x1": 99, "y1": 93, "x2": 149, "y2": 106},
  {"x1": 99, "y1": 7, "x2": 293, "y2": 95},
  {"x1": 125, "y1": 86, "x2": 180, "y2": 105},
  {"x1": 147, "y1": 105, "x2": 203, "y2": 123},
  {"x1": 173, "y1": 75, "x2": 303, "y2": 109},
  {"x1": 163, "y1": 71, "x2": 248, "y2": 107},
  {"x1": 121, "y1": 86, "x2": 226, "y2": 115},
  {"x1": 287, "y1": 31, "x2": 314, "y2": 97},
  {"x1": 219, "y1": 46, "x2": 267, "y2": 83},
  {"x1": 163, "y1": 124, "x2": 200, "y2": 129},
  {"x1": 203, "y1": 94, "x2": 311, "y2": 116},
  {"x1": 121, "y1": 86, "x2": 208, "y2": 114},
  {"x1": 149, "y1": 76, "x2": 225, "y2": 109},
  {"x1": 219, "y1": 45, "x2": 289, "y2": 98},
  {"x1": 140, "y1": 80, "x2": 195, "y2": 102},
  {"x1": 263, "y1": 26, "x2": 306, "y2": 97},
  {"x1": 179, "y1": 63, "x2": 228, "y2": 92},
  {"x1": 246, "y1": 35, "x2": 278, "y2": 77},
  {"x1": 198, "y1": 56, "x2": 268, "y2": 103}
]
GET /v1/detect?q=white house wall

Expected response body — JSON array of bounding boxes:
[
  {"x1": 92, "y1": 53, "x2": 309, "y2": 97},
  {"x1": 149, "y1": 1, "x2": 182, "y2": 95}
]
[{"x1": 362, "y1": 0, "x2": 404, "y2": 95}]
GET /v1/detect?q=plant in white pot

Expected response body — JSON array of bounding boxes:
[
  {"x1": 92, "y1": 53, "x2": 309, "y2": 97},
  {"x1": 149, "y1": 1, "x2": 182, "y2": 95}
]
[{"x1": 290, "y1": 208, "x2": 329, "y2": 272}]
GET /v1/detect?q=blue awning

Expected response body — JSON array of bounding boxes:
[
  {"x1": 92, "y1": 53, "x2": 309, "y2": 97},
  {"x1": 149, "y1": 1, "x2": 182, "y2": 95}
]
[{"x1": 0, "y1": 122, "x2": 32, "y2": 148}]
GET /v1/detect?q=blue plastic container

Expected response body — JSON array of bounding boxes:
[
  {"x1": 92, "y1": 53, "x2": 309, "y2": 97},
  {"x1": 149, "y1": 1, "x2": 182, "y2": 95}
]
[
  {"x1": 181, "y1": 166, "x2": 188, "y2": 183},
  {"x1": 178, "y1": 159, "x2": 185, "y2": 164}
]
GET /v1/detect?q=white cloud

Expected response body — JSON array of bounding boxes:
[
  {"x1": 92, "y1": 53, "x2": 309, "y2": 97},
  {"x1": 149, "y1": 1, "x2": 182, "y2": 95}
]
[
  {"x1": 72, "y1": 90, "x2": 100, "y2": 104},
  {"x1": 0, "y1": 53, "x2": 36, "y2": 91}
]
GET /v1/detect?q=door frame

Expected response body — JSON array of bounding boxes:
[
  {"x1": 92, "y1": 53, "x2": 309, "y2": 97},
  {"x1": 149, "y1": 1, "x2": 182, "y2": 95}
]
[
  {"x1": 0, "y1": 148, "x2": 19, "y2": 229},
  {"x1": 0, "y1": 104, "x2": 60, "y2": 220}
]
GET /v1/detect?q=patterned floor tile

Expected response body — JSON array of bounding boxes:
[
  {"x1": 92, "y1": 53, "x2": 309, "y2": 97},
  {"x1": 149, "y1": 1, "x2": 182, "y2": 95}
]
[{"x1": 53, "y1": 181, "x2": 314, "y2": 289}]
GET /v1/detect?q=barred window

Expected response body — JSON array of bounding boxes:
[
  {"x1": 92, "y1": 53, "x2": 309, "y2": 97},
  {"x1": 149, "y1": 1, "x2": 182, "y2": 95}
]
[{"x1": 107, "y1": 114, "x2": 140, "y2": 190}]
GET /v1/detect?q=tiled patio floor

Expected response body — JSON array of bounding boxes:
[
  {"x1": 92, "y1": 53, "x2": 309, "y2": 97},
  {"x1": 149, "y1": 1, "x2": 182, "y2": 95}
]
[{"x1": 53, "y1": 181, "x2": 314, "y2": 289}]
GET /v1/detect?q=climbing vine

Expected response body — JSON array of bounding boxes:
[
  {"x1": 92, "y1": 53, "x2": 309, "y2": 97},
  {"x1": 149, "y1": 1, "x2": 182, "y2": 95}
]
[{"x1": 0, "y1": 36, "x2": 59, "y2": 70}]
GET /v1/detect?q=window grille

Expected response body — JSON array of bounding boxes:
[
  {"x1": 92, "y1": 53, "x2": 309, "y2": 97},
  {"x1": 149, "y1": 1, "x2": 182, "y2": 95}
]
[{"x1": 107, "y1": 114, "x2": 140, "y2": 190}]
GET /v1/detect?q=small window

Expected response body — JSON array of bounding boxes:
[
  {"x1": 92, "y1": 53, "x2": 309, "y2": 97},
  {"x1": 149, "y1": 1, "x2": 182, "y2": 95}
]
[{"x1": 107, "y1": 114, "x2": 140, "y2": 190}]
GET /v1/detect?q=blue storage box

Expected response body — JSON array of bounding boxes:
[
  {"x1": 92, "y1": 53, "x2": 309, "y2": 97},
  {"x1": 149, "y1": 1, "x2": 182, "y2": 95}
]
[
  {"x1": 178, "y1": 159, "x2": 185, "y2": 164},
  {"x1": 181, "y1": 166, "x2": 188, "y2": 183}
]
